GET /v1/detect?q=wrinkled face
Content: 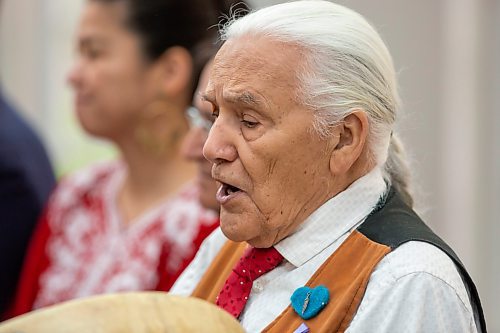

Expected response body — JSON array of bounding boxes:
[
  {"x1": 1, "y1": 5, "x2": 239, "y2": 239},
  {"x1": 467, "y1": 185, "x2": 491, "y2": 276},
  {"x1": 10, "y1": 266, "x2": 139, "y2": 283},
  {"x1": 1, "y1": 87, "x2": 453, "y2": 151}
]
[
  {"x1": 67, "y1": 1, "x2": 156, "y2": 140},
  {"x1": 182, "y1": 61, "x2": 219, "y2": 211},
  {"x1": 203, "y1": 36, "x2": 335, "y2": 248}
]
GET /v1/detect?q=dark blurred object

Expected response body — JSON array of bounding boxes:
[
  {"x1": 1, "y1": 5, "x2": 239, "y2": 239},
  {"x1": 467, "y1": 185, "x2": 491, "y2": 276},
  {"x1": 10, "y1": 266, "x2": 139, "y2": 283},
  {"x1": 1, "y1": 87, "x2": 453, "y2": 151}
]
[{"x1": 0, "y1": 90, "x2": 55, "y2": 317}]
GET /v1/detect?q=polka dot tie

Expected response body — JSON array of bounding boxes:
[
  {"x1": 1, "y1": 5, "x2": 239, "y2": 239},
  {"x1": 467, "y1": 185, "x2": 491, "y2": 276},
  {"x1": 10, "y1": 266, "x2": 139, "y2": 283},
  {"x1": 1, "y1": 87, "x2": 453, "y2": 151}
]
[{"x1": 216, "y1": 246, "x2": 284, "y2": 318}]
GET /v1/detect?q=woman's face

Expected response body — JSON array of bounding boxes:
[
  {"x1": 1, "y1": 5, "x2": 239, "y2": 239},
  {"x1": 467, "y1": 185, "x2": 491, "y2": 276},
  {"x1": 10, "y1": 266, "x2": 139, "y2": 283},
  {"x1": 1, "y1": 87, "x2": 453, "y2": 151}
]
[{"x1": 67, "y1": 1, "x2": 157, "y2": 140}]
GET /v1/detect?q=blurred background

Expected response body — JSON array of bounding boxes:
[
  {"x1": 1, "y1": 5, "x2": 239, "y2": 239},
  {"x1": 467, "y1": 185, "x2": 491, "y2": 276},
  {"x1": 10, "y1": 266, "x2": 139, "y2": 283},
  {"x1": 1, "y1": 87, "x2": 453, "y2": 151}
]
[{"x1": 0, "y1": 0, "x2": 498, "y2": 329}]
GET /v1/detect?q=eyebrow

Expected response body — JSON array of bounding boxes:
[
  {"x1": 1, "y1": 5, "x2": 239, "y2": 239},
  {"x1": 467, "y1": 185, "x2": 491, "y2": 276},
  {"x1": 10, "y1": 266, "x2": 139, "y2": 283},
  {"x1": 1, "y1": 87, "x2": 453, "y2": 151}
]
[
  {"x1": 226, "y1": 91, "x2": 262, "y2": 108},
  {"x1": 200, "y1": 91, "x2": 214, "y2": 103},
  {"x1": 201, "y1": 90, "x2": 263, "y2": 109}
]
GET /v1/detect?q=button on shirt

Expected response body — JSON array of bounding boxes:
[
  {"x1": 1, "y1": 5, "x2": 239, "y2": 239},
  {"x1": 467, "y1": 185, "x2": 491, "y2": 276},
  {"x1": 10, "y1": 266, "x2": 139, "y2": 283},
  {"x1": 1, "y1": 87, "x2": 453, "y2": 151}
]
[
  {"x1": 171, "y1": 168, "x2": 477, "y2": 332},
  {"x1": 252, "y1": 280, "x2": 263, "y2": 293}
]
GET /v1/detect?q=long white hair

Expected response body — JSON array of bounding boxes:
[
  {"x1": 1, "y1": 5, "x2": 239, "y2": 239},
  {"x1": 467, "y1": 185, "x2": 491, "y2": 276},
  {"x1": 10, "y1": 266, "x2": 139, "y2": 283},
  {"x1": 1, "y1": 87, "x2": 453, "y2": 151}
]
[{"x1": 221, "y1": 0, "x2": 413, "y2": 206}]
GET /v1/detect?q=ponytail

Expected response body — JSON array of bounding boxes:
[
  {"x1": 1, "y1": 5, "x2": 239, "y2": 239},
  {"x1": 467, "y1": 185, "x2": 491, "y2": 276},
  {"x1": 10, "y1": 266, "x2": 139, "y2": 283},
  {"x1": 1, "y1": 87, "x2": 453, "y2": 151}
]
[{"x1": 384, "y1": 133, "x2": 413, "y2": 208}]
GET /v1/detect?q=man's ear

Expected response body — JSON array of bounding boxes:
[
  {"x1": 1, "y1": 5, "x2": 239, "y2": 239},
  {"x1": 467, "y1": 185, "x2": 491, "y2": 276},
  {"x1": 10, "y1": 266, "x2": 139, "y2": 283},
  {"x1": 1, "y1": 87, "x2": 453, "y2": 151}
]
[
  {"x1": 155, "y1": 46, "x2": 193, "y2": 97},
  {"x1": 329, "y1": 110, "x2": 369, "y2": 175}
]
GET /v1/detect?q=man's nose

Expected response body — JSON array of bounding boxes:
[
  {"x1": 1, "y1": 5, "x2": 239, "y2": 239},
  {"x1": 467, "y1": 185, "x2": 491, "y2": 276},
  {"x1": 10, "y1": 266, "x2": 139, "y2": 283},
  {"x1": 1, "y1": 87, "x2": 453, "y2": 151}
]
[{"x1": 203, "y1": 115, "x2": 238, "y2": 164}]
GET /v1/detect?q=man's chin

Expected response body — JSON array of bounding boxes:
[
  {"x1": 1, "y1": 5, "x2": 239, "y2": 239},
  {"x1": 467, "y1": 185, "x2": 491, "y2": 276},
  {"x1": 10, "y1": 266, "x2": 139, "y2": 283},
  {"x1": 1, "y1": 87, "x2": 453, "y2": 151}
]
[
  {"x1": 220, "y1": 222, "x2": 243, "y2": 242},
  {"x1": 219, "y1": 210, "x2": 272, "y2": 247},
  {"x1": 219, "y1": 211, "x2": 251, "y2": 242}
]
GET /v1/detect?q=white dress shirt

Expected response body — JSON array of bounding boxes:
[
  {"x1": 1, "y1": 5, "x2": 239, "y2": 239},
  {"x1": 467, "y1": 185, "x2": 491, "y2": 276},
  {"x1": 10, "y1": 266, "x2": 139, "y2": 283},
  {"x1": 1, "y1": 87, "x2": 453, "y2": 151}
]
[{"x1": 171, "y1": 168, "x2": 478, "y2": 332}]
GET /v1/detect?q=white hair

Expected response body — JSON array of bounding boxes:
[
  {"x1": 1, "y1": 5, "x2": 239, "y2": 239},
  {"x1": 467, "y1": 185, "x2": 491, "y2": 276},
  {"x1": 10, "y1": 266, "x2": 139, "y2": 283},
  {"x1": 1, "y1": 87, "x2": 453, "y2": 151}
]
[{"x1": 220, "y1": 0, "x2": 414, "y2": 206}]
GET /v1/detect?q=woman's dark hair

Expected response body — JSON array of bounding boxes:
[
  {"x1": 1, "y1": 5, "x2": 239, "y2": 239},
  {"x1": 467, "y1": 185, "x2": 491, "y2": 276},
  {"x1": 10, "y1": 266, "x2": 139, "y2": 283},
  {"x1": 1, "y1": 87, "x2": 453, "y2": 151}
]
[{"x1": 91, "y1": 0, "x2": 249, "y2": 97}]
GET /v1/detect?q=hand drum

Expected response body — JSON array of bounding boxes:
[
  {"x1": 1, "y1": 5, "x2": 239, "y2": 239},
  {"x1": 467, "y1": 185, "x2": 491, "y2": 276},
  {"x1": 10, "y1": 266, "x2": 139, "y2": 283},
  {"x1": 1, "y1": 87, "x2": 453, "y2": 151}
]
[{"x1": 0, "y1": 292, "x2": 244, "y2": 333}]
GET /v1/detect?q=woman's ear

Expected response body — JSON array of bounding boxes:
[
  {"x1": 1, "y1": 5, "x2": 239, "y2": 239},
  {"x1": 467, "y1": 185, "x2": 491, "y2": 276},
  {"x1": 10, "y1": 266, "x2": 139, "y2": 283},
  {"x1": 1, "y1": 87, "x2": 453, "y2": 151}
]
[
  {"x1": 329, "y1": 110, "x2": 369, "y2": 175},
  {"x1": 155, "y1": 46, "x2": 193, "y2": 98}
]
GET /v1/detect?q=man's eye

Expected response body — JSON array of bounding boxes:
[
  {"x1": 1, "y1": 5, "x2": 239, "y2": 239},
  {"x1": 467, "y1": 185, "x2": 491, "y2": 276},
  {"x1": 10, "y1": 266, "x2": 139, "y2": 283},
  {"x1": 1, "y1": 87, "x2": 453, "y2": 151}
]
[
  {"x1": 241, "y1": 115, "x2": 259, "y2": 128},
  {"x1": 241, "y1": 120, "x2": 259, "y2": 128}
]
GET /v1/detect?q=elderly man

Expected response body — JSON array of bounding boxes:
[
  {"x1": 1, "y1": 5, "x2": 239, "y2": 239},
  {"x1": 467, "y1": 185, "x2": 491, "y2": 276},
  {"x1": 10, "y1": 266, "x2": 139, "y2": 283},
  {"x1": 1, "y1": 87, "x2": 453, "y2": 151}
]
[{"x1": 171, "y1": 1, "x2": 486, "y2": 332}]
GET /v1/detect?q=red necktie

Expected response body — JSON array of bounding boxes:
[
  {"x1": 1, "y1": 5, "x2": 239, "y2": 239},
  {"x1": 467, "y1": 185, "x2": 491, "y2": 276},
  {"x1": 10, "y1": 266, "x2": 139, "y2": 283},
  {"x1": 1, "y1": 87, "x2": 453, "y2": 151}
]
[{"x1": 216, "y1": 246, "x2": 284, "y2": 318}]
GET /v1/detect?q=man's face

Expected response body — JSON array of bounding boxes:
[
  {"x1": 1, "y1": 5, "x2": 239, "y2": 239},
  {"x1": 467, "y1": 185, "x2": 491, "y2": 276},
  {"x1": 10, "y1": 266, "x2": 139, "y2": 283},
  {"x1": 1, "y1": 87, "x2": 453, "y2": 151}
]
[{"x1": 203, "y1": 36, "x2": 335, "y2": 248}]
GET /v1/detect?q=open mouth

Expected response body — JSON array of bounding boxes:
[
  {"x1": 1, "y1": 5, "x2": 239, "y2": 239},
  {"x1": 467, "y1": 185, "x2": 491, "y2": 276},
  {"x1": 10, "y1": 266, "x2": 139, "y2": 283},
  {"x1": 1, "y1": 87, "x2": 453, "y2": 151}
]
[
  {"x1": 223, "y1": 183, "x2": 241, "y2": 195},
  {"x1": 216, "y1": 182, "x2": 243, "y2": 204}
]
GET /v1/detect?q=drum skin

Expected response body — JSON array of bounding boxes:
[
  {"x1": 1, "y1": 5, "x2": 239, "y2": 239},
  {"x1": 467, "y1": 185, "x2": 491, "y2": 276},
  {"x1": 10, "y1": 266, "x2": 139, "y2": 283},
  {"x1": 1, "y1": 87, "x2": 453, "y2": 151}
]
[{"x1": 0, "y1": 292, "x2": 244, "y2": 333}]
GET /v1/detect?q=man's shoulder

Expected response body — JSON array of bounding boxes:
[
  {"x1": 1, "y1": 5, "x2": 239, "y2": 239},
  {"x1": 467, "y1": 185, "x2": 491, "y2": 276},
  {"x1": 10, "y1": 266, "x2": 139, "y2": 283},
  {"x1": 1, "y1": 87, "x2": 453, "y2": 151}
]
[
  {"x1": 348, "y1": 240, "x2": 478, "y2": 332},
  {"x1": 373, "y1": 240, "x2": 472, "y2": 310}
]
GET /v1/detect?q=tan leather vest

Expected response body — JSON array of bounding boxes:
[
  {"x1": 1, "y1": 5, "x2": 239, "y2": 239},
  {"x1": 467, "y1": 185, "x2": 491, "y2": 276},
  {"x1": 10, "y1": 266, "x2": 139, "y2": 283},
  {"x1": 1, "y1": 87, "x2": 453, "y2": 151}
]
[
  {"x1": 192, "y1": 189, "x2": 487, "y2": 332},
  {"x1": 192, "y1": 230, "x2": 390, "y2": 333}
]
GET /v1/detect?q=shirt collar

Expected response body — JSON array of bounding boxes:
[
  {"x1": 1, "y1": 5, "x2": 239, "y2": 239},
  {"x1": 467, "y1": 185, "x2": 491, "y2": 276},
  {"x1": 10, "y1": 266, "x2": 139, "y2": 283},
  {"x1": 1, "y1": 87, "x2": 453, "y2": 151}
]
[{"x1": 274, "y1": 167, "x2": 387, "y2": 267}]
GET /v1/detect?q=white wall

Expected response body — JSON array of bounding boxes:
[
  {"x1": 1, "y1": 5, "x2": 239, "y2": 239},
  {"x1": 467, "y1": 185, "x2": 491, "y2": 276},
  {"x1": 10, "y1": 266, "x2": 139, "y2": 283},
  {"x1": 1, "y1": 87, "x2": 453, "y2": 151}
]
[{"x1": 0, "y1": 0, "x2": 115, "y2": 177}]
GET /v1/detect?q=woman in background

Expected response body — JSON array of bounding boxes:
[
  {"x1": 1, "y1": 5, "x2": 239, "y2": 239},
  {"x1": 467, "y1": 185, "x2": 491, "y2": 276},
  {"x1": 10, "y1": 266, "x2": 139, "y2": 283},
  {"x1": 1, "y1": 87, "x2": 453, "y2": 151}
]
[{"x1": 8, "y1": 0, "x2": 246, "y2": 317}]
